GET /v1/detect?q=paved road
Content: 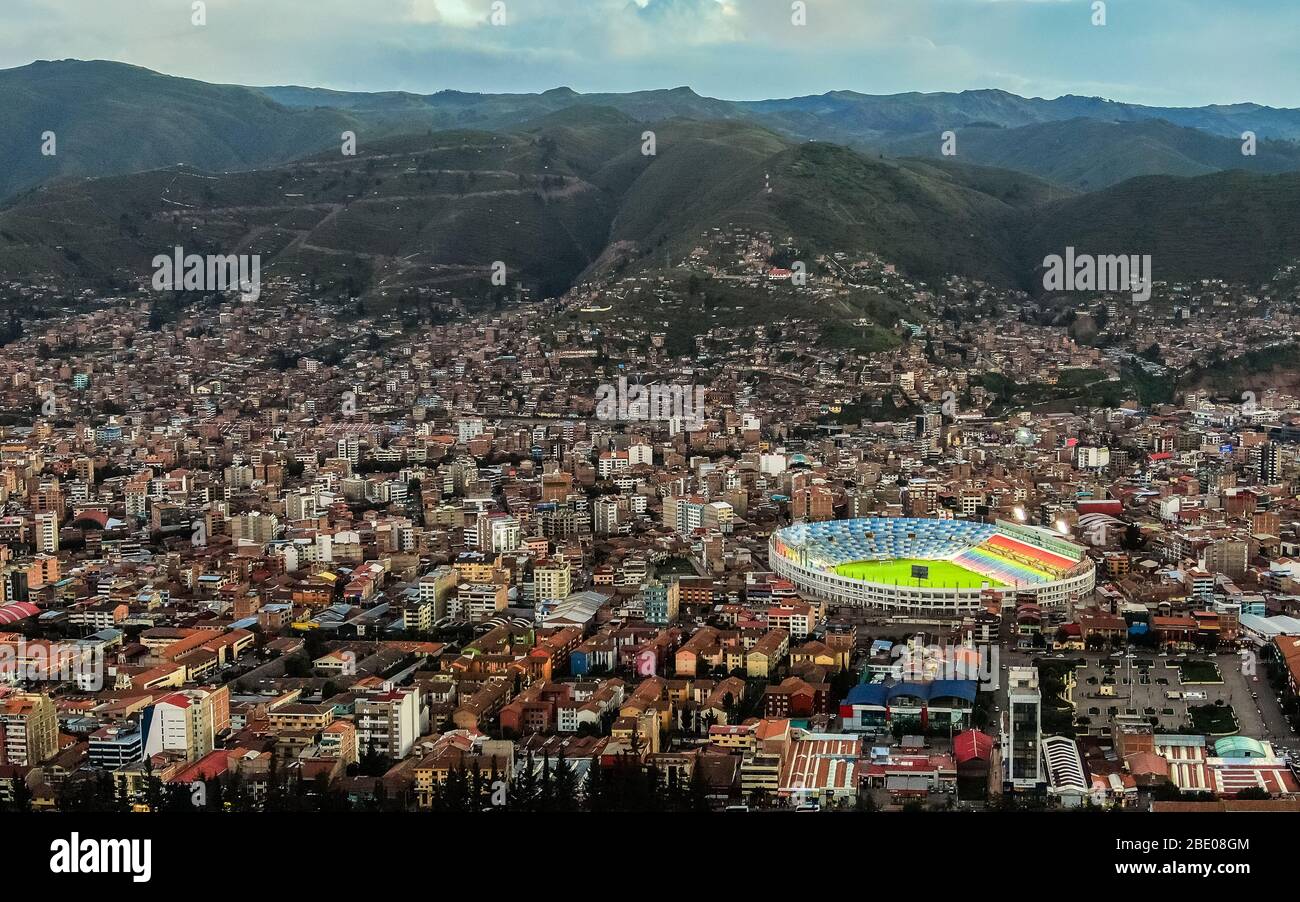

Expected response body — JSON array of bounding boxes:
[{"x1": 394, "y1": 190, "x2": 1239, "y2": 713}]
[{"x1": 1219, "y1": 651, "x2": 1295, "y2": 743}]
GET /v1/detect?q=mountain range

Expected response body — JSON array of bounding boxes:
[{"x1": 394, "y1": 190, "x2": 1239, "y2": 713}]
[
  {"x1": 7, "y1": 59, "x2": 1300, "y2": 201},
  {"x1": 2, "y1": 59, "x2": 1299, "y2": 303}
]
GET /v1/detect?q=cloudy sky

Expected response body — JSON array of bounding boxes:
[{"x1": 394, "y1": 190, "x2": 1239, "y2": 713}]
[{"x1": 0, "y1": 0, "x2": 1296, "y2": 107}]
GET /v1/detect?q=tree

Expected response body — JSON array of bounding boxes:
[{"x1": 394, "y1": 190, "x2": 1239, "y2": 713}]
[
  {"x1": 688, "y1": 762, "x2": 711, "y2": 812},
  {"x1": 512, "y1": 753, "x2": 538, "y2": 812},
  {"x1": 359, "y1": 732, "x2": 390, "y2": 777},
  {"x1": 113, "y1": 774, "x2": 131, "y2": 813},
  {"x1": 265, "y1": 751, "x2": 285, "y2": 812},
  {"x1": 1150, "y1": 781, "x2": 1184, "y2": 802},
  {"x1": 665, "y1": 767, "x2": 682, "y2": 811},
  {"x1": 1121, "y1": 523, "x2": 1146, "y2": 551},
  {"x1": 142, "y1": 756, "x2": 164, "y2": 813},
  {"x1": 205, "y1": 775, "x2": 225, "y2": 813},
  {"x1": 537, "y1": 754, "x2": 555, "y2": 811},
  {"x1": 470, "y1": 762, "x2": 486, "y2": 811},
  {"x1": 443, "y1": 764, "x2": 469, "y2": 812},
  {"x1": 552, "y1": 750, "x2": 578, "y2": 812},
  {"x1": 10, "y1": 774, "x2": 33, "y2": 813},
  {"x1": 584, "y1": 758, "x2": 605, "y2": 811},
  {"x1": 162, "y1": 781, "x2": 193, "y2": 812}
]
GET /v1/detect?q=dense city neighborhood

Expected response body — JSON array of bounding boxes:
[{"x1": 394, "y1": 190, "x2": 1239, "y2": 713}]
[{"x1": 3, "y1": 228, "x2": 1300, "y2": 816}]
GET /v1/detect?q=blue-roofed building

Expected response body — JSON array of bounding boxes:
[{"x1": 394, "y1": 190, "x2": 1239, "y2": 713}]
[{"x1": 839, "y1": 678, "x2": 979, "y2": 733}]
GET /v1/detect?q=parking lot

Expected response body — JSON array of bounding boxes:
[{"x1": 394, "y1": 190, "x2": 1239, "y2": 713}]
[
  {"x1": 1072, "y1": 655, "x2": 1201, "y2": 733},
  {"x1": 1065, "y1": 651, "x2": 1293, "y2": 741}
]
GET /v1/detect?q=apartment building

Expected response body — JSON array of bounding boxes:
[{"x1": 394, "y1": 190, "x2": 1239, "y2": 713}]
[
  {"x1": 142, "y1": 689, "x2": 219, "y2": 762},
  {"x1": 354, "y1": 684, "x2": 424, "y2": 760},
  {"x1": 0, "y1": 691, "x2": 58, "y2": 766}
]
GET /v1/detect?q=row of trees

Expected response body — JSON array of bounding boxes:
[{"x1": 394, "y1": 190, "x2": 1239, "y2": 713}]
[{"x1": 4, "y1": 752, "x2": 719, "y2": 815}]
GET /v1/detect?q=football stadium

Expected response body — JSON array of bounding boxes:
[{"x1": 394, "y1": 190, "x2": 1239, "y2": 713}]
[{"x1": 769, "y1": 517, "x2": 1095, "y2": 615}]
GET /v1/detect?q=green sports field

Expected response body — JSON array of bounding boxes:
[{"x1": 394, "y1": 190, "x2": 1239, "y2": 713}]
[{"x1": 832, "y1": 558, "x2": 1004, "y2": 588}]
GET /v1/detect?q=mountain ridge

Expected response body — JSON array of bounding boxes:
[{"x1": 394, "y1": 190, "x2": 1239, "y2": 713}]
[
  {"x1": 2, "y1": 114, "x2": 1296, "y2": 306},
  {"x1": 4, "y1": 59, "x2": 1300, "y2": 204}
]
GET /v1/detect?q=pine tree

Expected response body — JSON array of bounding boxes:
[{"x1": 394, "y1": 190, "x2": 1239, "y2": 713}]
[
  {"x1": 583, "y1": 757, "x2": 604, "y2": 812},
  {"x1": 95, "y1": 771, "x2": 116, "y2": 811},
  {"x1": 11, "y1": 774, "x2": 33, "y2": 813},
  {"x1": 444, "y1": 764, "x2": 469, "y2": 812},
  {"x1": 227, "y1": 770, "x2": 253, "y2": 813},
  {"x1": 143, "y1": 756, "x2": 164, "y2": 813},
  {"x1": 688, "y1": 762, "x2": 711, "y2": 812},
  {"x1": 537, "y1": 754, "x2": 554, "y2": 811},
  {"x1": 113, "y1": 774, "x2": 130, "y2": 813},
  {"x1": 665, "y1": 767, "x2": 682, "y2": 811},
  {"x1": 645, "y1": 763, "x2": 664, "y2": 812},
  {"x1": 290, "y1": 765, "x2": 307, "y2": 811},
  {"x1": 512, "y1": 753, "x2": 538, "y2": 812},
  {"x1": 265, "y1": 751, "x2": 284, "y2": 812},
  {"x1": 552, "y1": 750, "x2": 577, "y2": 812},
  {"x1": 470, "y1": 762, "x2": 485, "y2": 812},
  {"x1": 488, "y1": 761, "x2": 502, "y2": 811},
  {"x1": 162, "y1": 781, "x2": 191, "y2": 812}
]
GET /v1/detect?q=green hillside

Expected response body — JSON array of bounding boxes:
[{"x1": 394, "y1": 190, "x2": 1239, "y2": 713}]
[
  {"x1": 1021, "y1": 170, "x2": 1300, "y2": 285},
  {"x1": 3, "y1": 106, "x2": 1298, "y2": 305},
  {"x1": 887, "y1": 118, "x2": 1300, "y2": 191},
  {"x1": 0, "y1": 60, "x2": 356, "y2": 202},
  {"x1": 7, "y1": 60, "x2": 1300, "y2": 207},
  {"x1": 0, "y1": 129, "x2": 617, "y2": 301}
]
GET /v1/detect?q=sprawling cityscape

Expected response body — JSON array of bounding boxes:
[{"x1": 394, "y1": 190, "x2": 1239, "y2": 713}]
[
  {"x1": 4, "y1": 225, "x2": 1300, "y2": 818},
  {"x1": 2, "y1": 0, "x2": 1298, "y2": 884}
]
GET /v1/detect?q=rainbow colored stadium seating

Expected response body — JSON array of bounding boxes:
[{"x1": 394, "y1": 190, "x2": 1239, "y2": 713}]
[
  {"x1": 952, "y1": 546, "x2": 1053, "y2": 586},
  {"x1": 984, "y1": 534, "x2": 1075, "y2": 574}
]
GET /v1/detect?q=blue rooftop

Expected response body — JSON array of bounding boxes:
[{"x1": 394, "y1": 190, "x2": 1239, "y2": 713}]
[{"x1": 845, "y1": 679, "x2": 979, "y2": 706}]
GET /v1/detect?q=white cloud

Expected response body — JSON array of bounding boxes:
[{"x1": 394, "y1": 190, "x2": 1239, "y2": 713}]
[
  {"x1": 407, "y1": 0, "x2": 490, "y2": 27},
  {"x1": 0, "y1": 0, "x2": 1294, "y2": 107}
]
